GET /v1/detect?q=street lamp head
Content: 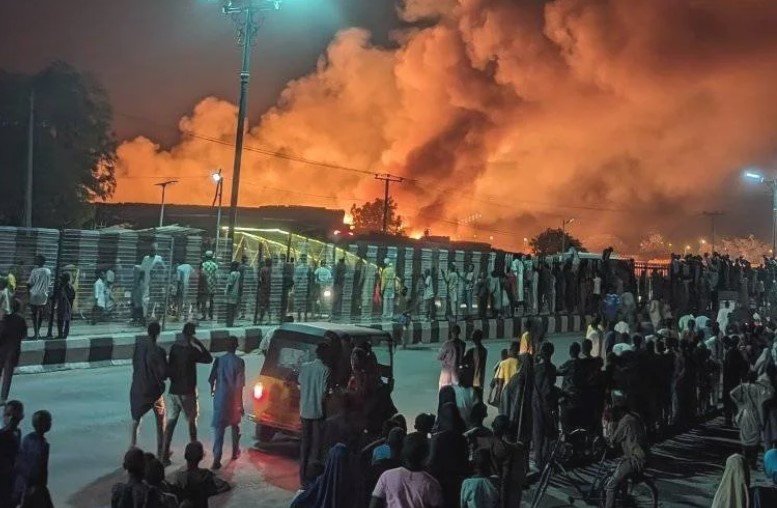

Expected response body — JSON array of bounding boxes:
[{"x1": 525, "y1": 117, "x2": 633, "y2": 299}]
[
  {"x1": 212, "y1": 172, "x2": 222, "y2": 183},
  {"x1": 744, "y1": 170, "x2": 765, "y2": 183}
]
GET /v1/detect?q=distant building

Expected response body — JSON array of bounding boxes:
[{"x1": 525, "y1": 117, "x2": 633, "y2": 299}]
[{"x1": 95, "y1": 202, "x2": 345, "y2": 240}]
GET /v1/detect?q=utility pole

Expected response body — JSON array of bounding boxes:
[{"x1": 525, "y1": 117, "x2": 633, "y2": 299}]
[
  {"x1": 702, "y1": 211, "x2": 725, "y2": 253},
  {"x1": 220, "y1": 0, "x2": 282, "y2": 258},
  {"x1": 212, "y1": 169, "x2": 224, "y2": 255},
  {"x1": 155, "y1": 180, "x2": 178, "y2": 227},
  {"x1": 25, "y1": 89, "x2": 34, "y2": 228},
  {"x1": 561, "y1": 217, "x2": 575, "y2": 254},
  {"x1": 374, "y1": 173, "x2": 404, "y2": 233}
]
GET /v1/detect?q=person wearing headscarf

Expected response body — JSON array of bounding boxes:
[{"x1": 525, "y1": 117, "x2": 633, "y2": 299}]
[
  {"x1": 427, "y1": 402, "x2": 470, "y2": 508},
  {"x1": 711, "y1": 453, "x2": 749, "y2": 508},
  {"x1": 291, "y1": 443, "x2": 354, "y2": 508}
]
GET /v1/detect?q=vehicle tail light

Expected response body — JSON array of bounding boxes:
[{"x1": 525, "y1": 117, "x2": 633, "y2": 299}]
[{"x1": 253, "y1": 382, "x2": 265, "y2": 400}]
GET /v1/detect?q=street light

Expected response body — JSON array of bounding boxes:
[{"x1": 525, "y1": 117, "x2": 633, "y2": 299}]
[
  {"x1": 743, "y1": 168, "x2": 777, "y2": 255},
  {"x1": 212, "y1": 169, "x2": 224, "y2": 255},
  {"x1": 213, "y1": 0, "x2": 284, "y2": 258},
  {"x1": 155, "y1": 180, "x2": 178, "y2": 227}
]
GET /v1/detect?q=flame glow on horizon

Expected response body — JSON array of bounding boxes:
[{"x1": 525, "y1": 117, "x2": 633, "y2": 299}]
[{"x1": 111, "y1": 0, "x2": 777, "y2": 251}]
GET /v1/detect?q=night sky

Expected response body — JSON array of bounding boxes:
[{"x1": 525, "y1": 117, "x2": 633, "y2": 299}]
[
  {"x1": 2, "y1": 0, "x2": 777, "y2": 252},
  {"x1": 0, "y1": 0, "x2": 400, "y2": 144}
]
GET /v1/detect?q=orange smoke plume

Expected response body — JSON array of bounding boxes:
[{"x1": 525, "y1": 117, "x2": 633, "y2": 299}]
[{"x1": 112, "y1": 0, "x2": 777, "y2": 251}]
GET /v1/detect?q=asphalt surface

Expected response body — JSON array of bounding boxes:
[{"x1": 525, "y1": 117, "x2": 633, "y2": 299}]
[{"x1": 8, "y1": 332, "x2": 754, "y2": 507}]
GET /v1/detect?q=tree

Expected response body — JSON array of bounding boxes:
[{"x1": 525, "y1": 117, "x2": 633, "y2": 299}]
[
  {"x1": 0, "y1": 61, "x2": 117, "y2": 228},
  {"x1": 349, "y1": 197, "x2": 404, "y2": 235},
  {"x1": 529, "y1": 228, "x2": 585, "y2": 256}
]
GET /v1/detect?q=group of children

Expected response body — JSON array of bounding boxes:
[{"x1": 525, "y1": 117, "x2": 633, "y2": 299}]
[{"x1": 0, "y1": 401, "x2": 54, "y2": 508}]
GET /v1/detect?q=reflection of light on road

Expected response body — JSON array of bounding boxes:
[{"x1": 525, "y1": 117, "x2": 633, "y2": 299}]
[{"x1": 246, "y1": 446, "x2": 299, "y2": 492}]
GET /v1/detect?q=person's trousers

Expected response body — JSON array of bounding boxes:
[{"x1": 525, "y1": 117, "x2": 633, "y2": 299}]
[
  {"x1": 226, "y1": 303, "x2": 237, "y2": 327},
  {"x1": 300, "y1": 418, "x2": 324, "y2": 485},
  {"x1": 382, "y1": 292, "x2": 394, "y2": 318},
  {"x1": 91, "y1": 305, "x2": 104, "y2": 325},
  {"x1": 213, "y1": 424, "x2": 241, "y2": 464},
  {"x1": 448, "y1": 295, "x2": 459, "y2": 319},
  {"x1": 201, "y1": 295, "x2": 215, "y2": 319},
  {"x1": 30, "y1": 305, "x2": 45, "y2": 336},
  {"x1": 0, "y1": 348, "x2": 17, "y2": 402},
  {"x1": 131, "y1": 397, "x2": 166, "y2": 458},
  {"x1": 605, "y1": 458, "x2": 640, "y2": 508},
  {"x1": 532, "y1": 413, "x2": 556, "y2": 471},
  {"x1": 463, "y1": 291, "x2": 473, "y2": 317},
  {"x1": 56, "y1": 317, "x2": 70, "y2": 338},
  {"x1": 164, "y1": 394, "x2": 199, "y2": 458}
]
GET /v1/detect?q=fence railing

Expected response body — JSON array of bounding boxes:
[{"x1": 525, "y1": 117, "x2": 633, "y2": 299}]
[{"x1": 0, "y1": 226, "x2": 645, "y2": 338}]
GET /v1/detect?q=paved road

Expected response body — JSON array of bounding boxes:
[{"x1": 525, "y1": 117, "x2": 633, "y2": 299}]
[{"x1": 8, "y1": 332, "x2": 754, "y2": 507}]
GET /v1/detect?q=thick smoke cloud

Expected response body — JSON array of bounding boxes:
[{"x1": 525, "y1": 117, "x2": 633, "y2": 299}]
[{"x1": 112, "y1": 0, "x2": 777, "y2": 251}]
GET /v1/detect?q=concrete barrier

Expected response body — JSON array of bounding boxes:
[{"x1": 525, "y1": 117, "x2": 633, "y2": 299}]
[{"x1": 16, "y1": 314, "x2": 588, "y2": 373}]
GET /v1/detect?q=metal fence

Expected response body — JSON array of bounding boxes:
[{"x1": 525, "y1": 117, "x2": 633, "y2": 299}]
[{"x1": 0, "y1": 226, "x2": 646, "y2": 339}]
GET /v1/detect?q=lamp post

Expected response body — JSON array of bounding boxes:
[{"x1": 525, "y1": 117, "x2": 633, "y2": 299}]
[
  {"x1": 744, "y1": 170, "x2": 777, "y2": 255},
  {"x1": 155, "y1": 180, "x2": 178, "y2": 227},
  {"x1": 561, "y1": 218, "x2": 575, "y2": 254},
  {"x1": 212, "y1": 169, "x2": 224, "y2": 255},
  {"x1": 216, "y1": 0, "x2": 283, "y2": 258}
]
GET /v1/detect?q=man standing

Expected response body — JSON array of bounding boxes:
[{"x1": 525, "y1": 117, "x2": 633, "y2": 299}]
[
  {"x1": 176, "y1": 262, "x2": 193, "y2": 319},
  {"x1": 236, "y1": 255, "x2": 249, "y2": 320},
  {"x1": 315, "y1": 260, "x2": 333, "y2": 317},
  {"x1": 462, "y1": 264, "x2": 475, "y2": 318},
  {"x1": 209, "y1": 336, "x2": 245, "y2": 470},
  {"x1": 381, "y1": 258, "x2": 396, "y2": 320},
  {"x1": 333, "y1": 258, "x2": 346, "y2": 319},
  {"x1": 442, "y1": 264, "x2": 461, "y2": 320},
  {"x1": 129, "y1": 322, "x2": 168, "y2": 459},
  {"x1": 92, "y1": 270, "x2": 107, "y2": 325},
  {"x1": 462, "y1": 330, "x2": 488, "y2": 400},
  {"x1": 27, "y1": 255, "x2": 51, "y2": 340},
  {"x1": 0, "y1": 300, "x2": 27, "y2": 404},
  {"x1": 224, "y1": 261, "x2": 241, "y2": 327},
  {"x1": 297, "y1": 342, "x2": 330, "y2": 485},
  {"x1": 163, "y1": 323, "x2": 213, "y2": 465},
  {"x1": 0, "y1": 400, "x2": 23, "y2": 503},
  {"x1": 200, "y1": 252, "x2": 218, "y2": 321},
  {"x1": 532, "y1": 341, "x2": 560, "y2": 472}
]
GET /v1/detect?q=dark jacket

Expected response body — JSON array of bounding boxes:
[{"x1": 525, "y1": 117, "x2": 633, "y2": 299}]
[
  {"x1": 168, "y1": 339, "x2": 213, "y2": 396},
  {"x1": 0, "y1": 313, "x2": 27, "y2": 360}
]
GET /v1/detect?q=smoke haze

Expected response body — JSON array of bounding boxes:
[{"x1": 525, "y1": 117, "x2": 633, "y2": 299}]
[{"x1": 111, "y1": 0, "x2": 777, "y2": 251}]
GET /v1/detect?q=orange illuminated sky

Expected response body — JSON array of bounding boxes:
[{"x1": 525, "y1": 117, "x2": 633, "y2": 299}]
[{"x1": 100, "y1": 0, "x2": 777, "y2": 251}]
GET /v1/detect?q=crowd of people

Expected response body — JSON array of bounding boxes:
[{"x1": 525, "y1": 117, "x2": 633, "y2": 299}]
[
  {"x1": 7, "y1": 248, "x2": 777, "y2": 507},
  {"x1": 288, "y1": 258, "x2": 777, "y2": 508}
]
